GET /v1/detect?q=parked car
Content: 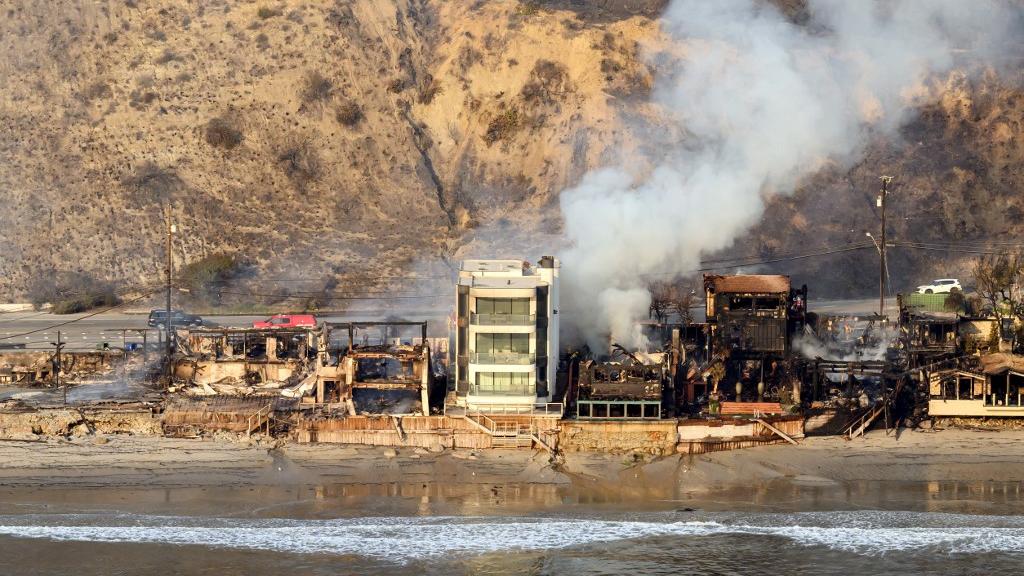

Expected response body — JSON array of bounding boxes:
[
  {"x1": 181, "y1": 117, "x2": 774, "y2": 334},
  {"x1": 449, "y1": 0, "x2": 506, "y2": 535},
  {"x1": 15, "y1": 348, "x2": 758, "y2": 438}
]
[
  {"x1": 147, "y1": 309, "x2": 204, "y2": 328},
  {"x1": 915, "y1": 279, "x2": 962, "y2": 294},
  {"x1": 252, "y1": 314, "x2": 318, "y2": 329}
]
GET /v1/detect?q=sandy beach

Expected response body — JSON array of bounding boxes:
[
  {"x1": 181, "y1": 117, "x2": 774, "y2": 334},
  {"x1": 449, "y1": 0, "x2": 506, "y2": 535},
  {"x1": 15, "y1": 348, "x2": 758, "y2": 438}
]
[{"x1": 1, "y1": 428, "x2": 1021, "y2": 492}]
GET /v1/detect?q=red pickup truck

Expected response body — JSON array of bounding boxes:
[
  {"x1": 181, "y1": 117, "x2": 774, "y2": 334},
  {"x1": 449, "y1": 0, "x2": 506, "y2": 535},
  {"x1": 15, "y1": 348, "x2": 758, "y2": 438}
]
[{"x1": 252, "y1": 314, "x2": 318, "y2": 329}]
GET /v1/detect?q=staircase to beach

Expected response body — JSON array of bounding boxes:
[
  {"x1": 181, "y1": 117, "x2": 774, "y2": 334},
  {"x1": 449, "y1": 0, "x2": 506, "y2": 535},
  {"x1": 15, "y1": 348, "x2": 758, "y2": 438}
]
[
  {"x1": 843, "y1": 376, "x2": 909, "y2": 439},
  {"x1": 463, "y1": 411, "x2": 541, "y2": 449}
]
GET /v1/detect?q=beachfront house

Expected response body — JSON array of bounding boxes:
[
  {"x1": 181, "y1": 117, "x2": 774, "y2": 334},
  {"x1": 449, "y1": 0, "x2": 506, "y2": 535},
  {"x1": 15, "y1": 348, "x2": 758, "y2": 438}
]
[
  {"x1": 928, "y1": 353, "x2": 1024, "y2": 418},
  {"x1": 452, "y1": 258, "x2": 560, "y2": 413}
]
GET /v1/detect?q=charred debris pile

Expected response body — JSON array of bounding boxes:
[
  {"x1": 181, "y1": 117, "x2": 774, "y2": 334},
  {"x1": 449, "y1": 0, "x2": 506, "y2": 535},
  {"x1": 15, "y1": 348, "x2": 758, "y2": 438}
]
[
  {"x1": 2, "y1": 269, "x2": 1017, "y2": 446},
  {"x1": 563, "y1": 272, "x2": 1006, "y2": 437}
]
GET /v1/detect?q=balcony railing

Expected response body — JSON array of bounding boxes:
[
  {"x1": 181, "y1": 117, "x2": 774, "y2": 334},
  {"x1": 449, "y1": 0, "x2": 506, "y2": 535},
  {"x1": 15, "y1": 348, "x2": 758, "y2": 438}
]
[
  {"x1": 469, "y1": 383, "x2": 535, "y2": 397},
  {"x1": 470, "y1": 352, "x2": 536, "y2": 365},
  {"x1": 470, "y1": 313, "x2": 536, "y2": 326}
]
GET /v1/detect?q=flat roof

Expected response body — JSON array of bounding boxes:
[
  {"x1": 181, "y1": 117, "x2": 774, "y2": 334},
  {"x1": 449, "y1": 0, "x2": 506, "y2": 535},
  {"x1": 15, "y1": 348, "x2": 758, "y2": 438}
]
[
  {"x1": 459, "y1": 276, "x2": 546, "y2": 288},
  {"x1": 460, "y1": 259, "x2": 526, "y2": 273},
  {"x1": 705, "y1": 274, "x2": 791, "y2": 294}
]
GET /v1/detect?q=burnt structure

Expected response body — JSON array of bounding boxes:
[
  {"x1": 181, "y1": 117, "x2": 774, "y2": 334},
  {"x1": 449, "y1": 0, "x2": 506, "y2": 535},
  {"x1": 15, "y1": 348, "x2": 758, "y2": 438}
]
[
  {"x1": 570, "y1": 323, "x2": 688, "y2": 420},
  {"x1": 704, "y1": 274, "x2": 807, "y2": 357},
  {"x1": 315, "y1": 322, "x2": 439, "y2": 416},
  {"x1": 700, "y1": 274, "x2": 807, "y2": 404},
  {"x1": 575, "y1": 355, "x2": 666, "y2": 419}
]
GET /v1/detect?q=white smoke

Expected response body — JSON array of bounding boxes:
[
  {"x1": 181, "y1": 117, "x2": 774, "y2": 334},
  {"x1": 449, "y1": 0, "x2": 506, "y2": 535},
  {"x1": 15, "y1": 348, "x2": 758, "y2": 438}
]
[{"x1": 560, "y1": 0, "x2": 1020, "y2": 351}]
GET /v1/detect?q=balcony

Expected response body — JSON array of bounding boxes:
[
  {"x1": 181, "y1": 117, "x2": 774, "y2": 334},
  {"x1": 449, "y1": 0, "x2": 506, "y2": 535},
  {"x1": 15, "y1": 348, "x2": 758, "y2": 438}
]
[
  {"x1": 470, "y1": 313, "x2": 535, "y2": 326},
  {"x1": 470, "y1": 352, "x2": 536, "y2": 365},
  {"x1": 469, "y1": 383, "x2": 535, "y2": 396}
]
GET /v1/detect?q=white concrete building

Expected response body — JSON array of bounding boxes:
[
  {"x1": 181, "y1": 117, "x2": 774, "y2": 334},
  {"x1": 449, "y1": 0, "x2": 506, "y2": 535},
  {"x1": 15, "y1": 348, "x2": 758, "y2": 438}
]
[{"x1": 452, "y1": 257, "x2": 559, "y2": 412}]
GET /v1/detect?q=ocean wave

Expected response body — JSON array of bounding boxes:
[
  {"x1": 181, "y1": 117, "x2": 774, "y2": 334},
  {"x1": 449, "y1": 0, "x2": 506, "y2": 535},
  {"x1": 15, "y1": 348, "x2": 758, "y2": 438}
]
[{"x1": 0, "y1": 512, "x2": 1022, "y2": 560}]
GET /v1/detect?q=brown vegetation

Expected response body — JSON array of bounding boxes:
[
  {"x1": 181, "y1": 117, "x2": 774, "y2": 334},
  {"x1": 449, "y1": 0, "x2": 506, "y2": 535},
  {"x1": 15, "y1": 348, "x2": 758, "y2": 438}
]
[
  {"x1": 0, "y1": 0, "x2": 1019, "y2": 301},
  {"x1": 204, "y1": 117, "x2": 243, "y2": 149}
]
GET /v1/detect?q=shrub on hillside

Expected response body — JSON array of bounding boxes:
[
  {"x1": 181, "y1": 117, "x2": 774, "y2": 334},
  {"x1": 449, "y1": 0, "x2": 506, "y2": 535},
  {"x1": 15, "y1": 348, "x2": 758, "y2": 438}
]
[
  {"x1": 257, "y1": 6, "x2": 281, "y2": 19},
  {"x1": 121, "y1": 162, "x2": 183, "y2": 207},
  {"x1": 179, "y1": 253, "x2": 243, "y2": 305},
  {"x1": 51, "y1": 290, "x2": 121, "y2": 315},
  {"x1": 335, "y1": 101, "x2": 363, "y2": 127},
  {"x1": 205, "y1": 116, "x2": 243, "y2": 149},
  {"x1": 484, "y1": 108, "x2": 521, "y2": 144},
  {"x1": 299, "y1": 71, "x2": 332, "y2": 104},
  {"x1": 277, "y1": 137, "x2": 322, "y2": 189},
  {"x1": 521, "y1": 59, "x2": 571, "y2": 105},
  {"x1": 27, "y1": 272, "x2": 121, "y2": 314}
]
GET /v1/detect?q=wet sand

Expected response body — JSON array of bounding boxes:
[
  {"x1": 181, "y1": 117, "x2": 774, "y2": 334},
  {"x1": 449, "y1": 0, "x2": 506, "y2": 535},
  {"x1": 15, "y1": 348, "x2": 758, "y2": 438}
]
[
  {"x1": 0, "y1": 428, "x2": 1022, "y2": 514},
  {"x1": 2, "y1": 429, "x2": 1023, "y2": 488},
  {"x1": 2, "y1": 430, "x2": 1023, "y2": 576}
]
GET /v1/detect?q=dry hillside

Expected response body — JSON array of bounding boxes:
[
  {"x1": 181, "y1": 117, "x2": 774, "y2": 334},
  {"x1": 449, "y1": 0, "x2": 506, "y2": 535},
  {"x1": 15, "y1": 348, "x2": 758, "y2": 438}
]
[{"x1": 0, "y1": 0, "x2": 1022, "y2": 302}]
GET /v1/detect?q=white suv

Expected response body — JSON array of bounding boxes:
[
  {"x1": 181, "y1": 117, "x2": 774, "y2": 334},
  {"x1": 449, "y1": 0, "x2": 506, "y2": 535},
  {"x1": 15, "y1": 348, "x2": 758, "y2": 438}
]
[{"x1": 916, "y1": 279, "x2": 961, "y2": 294}]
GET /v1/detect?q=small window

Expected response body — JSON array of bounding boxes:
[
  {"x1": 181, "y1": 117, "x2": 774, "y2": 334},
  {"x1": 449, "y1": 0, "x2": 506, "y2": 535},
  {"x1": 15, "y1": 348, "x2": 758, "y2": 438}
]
[{"x1": 730, "y1": 297, "x2": 754, "y2": 310}]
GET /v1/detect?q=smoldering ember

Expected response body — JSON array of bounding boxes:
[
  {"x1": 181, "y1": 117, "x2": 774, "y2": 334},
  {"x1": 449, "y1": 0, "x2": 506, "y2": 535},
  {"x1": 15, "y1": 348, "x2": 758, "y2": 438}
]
[{"x1": 3, "y1": 1, "x2": 1024, "y2": 574}]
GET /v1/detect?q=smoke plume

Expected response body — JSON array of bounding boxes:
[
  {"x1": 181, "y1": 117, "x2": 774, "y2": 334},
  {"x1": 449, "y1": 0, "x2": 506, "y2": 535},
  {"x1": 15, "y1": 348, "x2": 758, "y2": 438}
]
[{"x1": 559, "y1": 0, "x2": 1020, "y2": 351}]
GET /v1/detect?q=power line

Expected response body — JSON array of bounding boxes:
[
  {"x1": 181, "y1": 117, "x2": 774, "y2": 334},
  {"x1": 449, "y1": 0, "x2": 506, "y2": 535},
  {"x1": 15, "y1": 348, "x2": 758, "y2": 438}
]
[
  {"x1": 697, "y1": 243, "x2": 875, "y2": 271},
  {"x1": 210, "y1": 289, "x2": 446, "y2": 301},
  {"x1": 892, "y1": 242, "x2": 1021, "y2": 255}
]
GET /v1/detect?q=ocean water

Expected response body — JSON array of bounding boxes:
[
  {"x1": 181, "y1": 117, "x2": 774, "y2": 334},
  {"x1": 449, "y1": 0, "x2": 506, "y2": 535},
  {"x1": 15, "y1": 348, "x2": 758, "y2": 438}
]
[{"x1": 0, "y1": 506, "x2": 1022, "y2": 575}]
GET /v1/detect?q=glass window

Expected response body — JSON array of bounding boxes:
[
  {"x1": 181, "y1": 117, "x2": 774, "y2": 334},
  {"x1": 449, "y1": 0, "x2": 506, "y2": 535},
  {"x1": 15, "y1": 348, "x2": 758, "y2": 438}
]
[
  {"x1": 475, "y1": 298, "x2": 531, "y2": 315},
  {"x1": 475, "y1": 333, "x2": 493, "y2": 352},
  {"x1": 475, "y1": 372, "x2": 530, "y2": 393},
  {"x1": 474, "y1": 333, "x2": 529, "y2": 354},
  {"x1": 511, "y1": 333, "x2": 529, "y2": 353},
  {"x1": 730, "y1": 297, "x2": 753, "y2": 310},
  {"x1": 476, "y1": 298, "x2": 494, "y2": 314}
]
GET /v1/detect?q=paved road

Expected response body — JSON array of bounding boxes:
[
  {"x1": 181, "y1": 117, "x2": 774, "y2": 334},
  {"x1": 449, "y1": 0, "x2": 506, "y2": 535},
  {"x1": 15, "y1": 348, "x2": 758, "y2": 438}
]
[
  {"x1": 0, "y1": 310, "x2": 450, "y2": 351},
  {"x1": 0, "y1": 298, "x2": 893, "y2": 352}
]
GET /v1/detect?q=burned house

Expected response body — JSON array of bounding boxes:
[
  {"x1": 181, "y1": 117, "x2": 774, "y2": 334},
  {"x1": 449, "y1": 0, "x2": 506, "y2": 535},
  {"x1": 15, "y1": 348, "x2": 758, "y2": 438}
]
[
  {"x1": 701, "y1": 274, "x2": 807, "y2": 403},
  {"x1": 567, "y1": 321, "x2": 689, "y2": 420},
  {"x1": 704, "y1": 274, "x2": 806, "y2": 357},
  {"x1": 575, "y1": 353, "x2": 666, "y2": 419},
  {"x1": 172, "y1": 327, "x2": 321, "y2": 395},
  {"x1": 312, "y1": 322, "x2": 438, "y2": 416}
]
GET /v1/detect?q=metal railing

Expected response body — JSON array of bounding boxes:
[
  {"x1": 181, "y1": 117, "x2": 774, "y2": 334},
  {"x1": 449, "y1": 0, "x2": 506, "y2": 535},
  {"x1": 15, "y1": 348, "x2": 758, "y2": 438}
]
[
  {"x1": 246, "y1": 402, "x2": 273, "y2": 436},
  {"x1": 467, "y1": 402, "x2": 564, "y2": 416},
  {"x1": 470, "y1": 313, "x2": 536, "y2": 326},
  {"x1": 469, "y1": 383, "x2": 535, "y2": 397},
  {"x1": 470, "y1": 352, "x2": 535, "y2": 365}
]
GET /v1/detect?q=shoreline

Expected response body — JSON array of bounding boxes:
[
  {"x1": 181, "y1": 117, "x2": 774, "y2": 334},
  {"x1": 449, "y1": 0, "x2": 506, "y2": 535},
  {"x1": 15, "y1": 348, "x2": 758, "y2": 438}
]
[{"x1": 2, "y1": 429, "x2": 1022, "y2": 497}]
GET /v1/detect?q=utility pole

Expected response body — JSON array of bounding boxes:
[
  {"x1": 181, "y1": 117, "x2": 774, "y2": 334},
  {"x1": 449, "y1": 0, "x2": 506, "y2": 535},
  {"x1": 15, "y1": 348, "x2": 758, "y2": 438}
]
[
  {"x1": 52, "y1": 331, "x2": 66, "y2": 404},
  {"x1": 878, "y1": 176, "x2": 893, "y2": 319},
  {"x1": 165, "y1": 200, "x2": 175, "y2": 386}
]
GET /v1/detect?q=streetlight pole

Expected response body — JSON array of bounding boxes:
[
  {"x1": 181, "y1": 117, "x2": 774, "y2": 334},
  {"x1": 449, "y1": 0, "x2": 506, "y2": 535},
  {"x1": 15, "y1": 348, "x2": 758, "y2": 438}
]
[
  {"x1": 866, "y1": 232, "x2": 891, "y2": 299},
  {"x1": 877, "y1": 176, "x2": 892, "y2": 318}
]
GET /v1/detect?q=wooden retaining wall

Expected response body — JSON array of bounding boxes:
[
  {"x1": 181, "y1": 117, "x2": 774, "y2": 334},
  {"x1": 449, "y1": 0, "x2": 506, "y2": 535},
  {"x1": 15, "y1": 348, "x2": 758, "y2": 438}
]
[
  {"x1": 291, "y1": 415, "x2": 805, "y2": 456},
  {"x1": 161, "y1": 396, "x2": 285, "y2": 434},
  {"x1": 558, "y1": 420, "x2": 679, "y2": 455},
  {"x1": 293, "y1": 415, "x2": 492, "y2": 449}
]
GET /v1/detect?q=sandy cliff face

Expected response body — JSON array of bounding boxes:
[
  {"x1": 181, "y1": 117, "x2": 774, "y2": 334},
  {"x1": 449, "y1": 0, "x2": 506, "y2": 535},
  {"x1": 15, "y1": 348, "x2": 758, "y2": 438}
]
[{"x1": 0, "y1": 0, "x2": 1021, "y2": 299}]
